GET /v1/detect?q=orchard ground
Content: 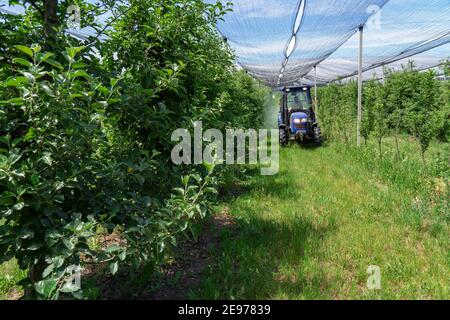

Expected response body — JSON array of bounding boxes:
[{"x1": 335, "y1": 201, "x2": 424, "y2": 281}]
[{"x1": 1, "y1": 135, "x2": 448, "y2": 300}]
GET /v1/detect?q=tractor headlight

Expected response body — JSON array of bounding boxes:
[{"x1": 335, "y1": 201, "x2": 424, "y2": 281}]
[
  {"x1": 294, "y1": 118, "x2": 301, "y2": 124},
  {"x1": 301, "y1": 118, "x2": 308, "y2": 123}
]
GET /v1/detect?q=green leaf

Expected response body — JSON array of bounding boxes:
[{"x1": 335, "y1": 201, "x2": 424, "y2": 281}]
[
  {"x1": 158, "y1": 241, "x2": 165, "y2": 253},
  {"x1": 25, "y1": 127, "x2": 36, "y2": 141},
  {"x1": 68, "y1": 93, "x2": 83, "y2": 99},
  {"x1": 118, "y1": 250, "x2": 126, "y2": 261},
  {"x1": 34, "y1": 278, "x2": 58, "y2": 298},
  {"x1": 110, "y1": 78, "x2": 119, "y2": 87},
  {"x1": 0, "y1": 192, "x2": 15, "y2": 206},
  {"x1": 31, "y1": 45, "x2": 42, "y2": 54},
  {"x1": 36, "y1": 52, "x2": 54, "y2": 63},
  {"x1": 31, "y1": 174, "x2": 39, "y2": 186},
  {"x1": 204, "y1": 187, "x2": 217, "y2": 194},
  {"x1": 22, "y1": 72, "x2": 35, "y2": 82},
  {"x1": 41, "y1": 153, "x2": 53, "y2": 166},
  {"x1": 4, "y1": 98, "x2": 24, "y2": 106},
  {"x1": 27, "y1": 242, "x2": 44, "y2": 250},
  {"x1": 72, "y1": 62, "x2": 87, "y2": 69},
  {"x1": 173, "y1": 187, "x2": 185, "y2": 195},
  {"x1": 105, "y1": 245, "x2": 120, "y2": 253},
  {"x1": 19, "y1": 227, "x2": 34, "y2": 239},
  {"x1": 4, "y1": 76, "x2": 28, "y2": 87},
  {"x1": 204, "y1": 162, "x2": 215, "y2": 174},
  {"x1": 71, "y1": 70, "x2": 89, "y2": 79},
  {"x1": 0, "y1": 252, "x2": 14, "y2": 264},
  {"x1": 42, "y1": 264, "x2": 55, "y2": 278},
  {"x1": 12, "y1": 58, "x2": 32, "y2": 68},
  {"x1": 134, "y1": 174, "x2": 145, "y2": 185},
  {"x1": 54, "y1": 194, "x2": 64, "y2": 204},
  {"x1": 41, "y1": 84, "x2": 55, "y2": 97},
  {"x1": 53, "y1": 256, "x2": 64, "y2": 268},
  {"x1": 152, "y1": 150, "x2": 162, "y2": 158},
  {"x1": 44, "y1": 59, "x2": 63, "y2": 71},
  {"x1": 66, "y1": 46, "x2": 85, "y2": 59},
  {"x1": 63, "y1": 239, "x2": 74, "y2": 250},
  {"x1": 13, "y1": 202, "x2": 25, "y2": 211},
  {"x1": 15, "y1": 45, "x2": 34, "y2": 58},
  {"x1": 109, "y1": 261, "x2": 119, "y2": 275}
]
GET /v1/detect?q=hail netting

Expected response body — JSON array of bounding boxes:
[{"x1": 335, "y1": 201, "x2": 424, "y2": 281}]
[
  {"x1": 302, "y1": 0, "x2": 450, "y2": 84},
  {"x1": 205, "y1": 0, "x2": 300, "y2": 87},
  {"x1": 209, "y1": 0, "x2": 449, "y2": 87},
  {"x1": 210, "y1": 0, "x2": 390, "y2": 87},
  {"x1": 1, "y1": 0, "x2": 449, "y2": 86}
]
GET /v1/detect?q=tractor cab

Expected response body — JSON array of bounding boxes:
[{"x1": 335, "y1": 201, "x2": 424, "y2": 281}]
[{"x1": 278, "y1": 86, "x2": 321, "y2": 146}]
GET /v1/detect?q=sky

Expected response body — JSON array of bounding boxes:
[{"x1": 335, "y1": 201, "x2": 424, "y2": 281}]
[{"x1": 1, "y1": 0, "x2": 449, "y2": 86}]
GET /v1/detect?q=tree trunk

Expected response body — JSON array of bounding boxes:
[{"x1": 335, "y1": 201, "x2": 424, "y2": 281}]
[
  {"x1": 44, "y1": 0, "x2": 58, "y2": 38},
  {"x1": 394, "y1": 114, "x2": 402, "y2": 160},
  {"x1": 421, "y1": 149, "x2": 426, "y2": 169},
  {"x1": 378, "y1": 137, "x2": 382, "y2": 157},
  {"x1": 394, "y1": 132, "x2": 400, "y2": 160},
  {"x1": 25, "y1": 261, "x2": 46, "y2": 298}
]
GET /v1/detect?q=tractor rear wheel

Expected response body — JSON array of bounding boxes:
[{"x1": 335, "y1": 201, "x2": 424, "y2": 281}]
[
  {"x1": 279, "y1": 128, "x2": 288, "y2": 147},
  {"x1": 313, "y1": 126, "x2": 322, "y2": 146}
]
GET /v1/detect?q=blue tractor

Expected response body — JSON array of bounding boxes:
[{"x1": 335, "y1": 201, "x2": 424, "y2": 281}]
[{"x1": 278, "y1": 86, "x2": 322, "y2": 146}]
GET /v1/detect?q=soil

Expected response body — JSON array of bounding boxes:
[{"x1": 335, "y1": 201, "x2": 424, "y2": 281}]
[
  {"x1": 93, "y1": 209, "x2": 237, "y2": 300},
  {"x1": 146, "y1": 210, "x2": 236, "y2": 300}
]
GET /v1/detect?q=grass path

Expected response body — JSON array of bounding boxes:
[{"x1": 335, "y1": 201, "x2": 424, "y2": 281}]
[
  {"x1": 0, "y1": 141, "x2": 447, "y2": 300},
  {"x1": 193, "y1": 144, "x2": 449, "y2": 299}
]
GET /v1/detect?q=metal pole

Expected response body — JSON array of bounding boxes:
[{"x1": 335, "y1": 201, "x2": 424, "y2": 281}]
[
  {"x1": 314, "y1": 65, "x2": 318, "y2": 122},
  {"x1": 357, "y1": 25, "x2": 363, "y2": 147}
]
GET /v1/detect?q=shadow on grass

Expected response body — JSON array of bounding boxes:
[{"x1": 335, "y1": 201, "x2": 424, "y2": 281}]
[
  {"x1": 191, "y1": 156, "x2": 337, "y2": 299},
  {"x1": 191, "y1": 203, "x2": 336, "y2": 299},
  {"x1": 90, "y1": 143, "x2": 335, "y2": 300},
  {"x1": 82, "y1": 211, "x2": 243, "y2": 300},
  {"x1": 282, "y1": 139, "x2": 331, "y2": 150}
]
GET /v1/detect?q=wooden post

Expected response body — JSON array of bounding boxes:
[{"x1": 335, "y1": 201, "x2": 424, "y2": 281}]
[
  {"x1": 357, "y1": 25, "x2": 363, "y2": 147},
  {"x1": 314, "y1": 65, "x2": 318, "y2": 121}
]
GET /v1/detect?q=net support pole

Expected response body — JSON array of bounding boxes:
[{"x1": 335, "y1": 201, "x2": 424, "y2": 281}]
[
  {"x1": 314, "y1": 65, "x2": 318, "y2": 122},
  {"x1": 357, "y1": 25, "x2": 363, "y2": 147}
]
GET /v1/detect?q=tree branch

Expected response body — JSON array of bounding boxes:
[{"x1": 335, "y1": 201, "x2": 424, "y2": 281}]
[{"x1": 24, "y1": 0, "x2": 44, "y2": 16}]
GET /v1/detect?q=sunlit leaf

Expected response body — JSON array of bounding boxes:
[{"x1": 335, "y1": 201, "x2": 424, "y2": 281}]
[
  {"x1": 4, "y1": 76, "x2": 28, "y2": 87},
  {"x1": 14, "y1": 45, "x2": 34, "y2": 58}
]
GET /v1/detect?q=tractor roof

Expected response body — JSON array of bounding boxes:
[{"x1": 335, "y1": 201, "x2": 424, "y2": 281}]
[{"x1": 282, "y1": 86, "x2": 311, "y2": 93}]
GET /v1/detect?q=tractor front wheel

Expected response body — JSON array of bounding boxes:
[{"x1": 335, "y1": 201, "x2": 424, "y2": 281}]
[
  {"x1": 279, "y1": 128, "x2": 288, "y2": 147},
  {"x1": 313, "y1": 126, "x2": 322, "y2": 146}
]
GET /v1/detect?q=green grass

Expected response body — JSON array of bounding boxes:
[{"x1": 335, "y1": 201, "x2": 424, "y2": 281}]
[
  {"x1": 0, "y1": 259, "x2": 26, "y2": 300},
  {"x1": 192, "y1": 139, "x2": 449, "y2": 300},
  {"x1": 0, "y1": 137, "x2": 448, "y2": 300},
  {"x1": 0, "y1": 217, "x2": 27, "y2": 300}
]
